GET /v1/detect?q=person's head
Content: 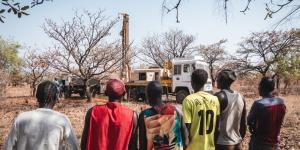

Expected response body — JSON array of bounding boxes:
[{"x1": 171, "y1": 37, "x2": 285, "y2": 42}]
[
  {"x1": 36, "y1": 80, "x2": 60, "y2": 108},
  {"x1": 259, "y1": 77, "x2": 275, "y2": 97},
  {"x1": 216, "y1": 69, "x2": 237, "y2": 89},
  {"x1": 191, "y1": 69, "x2": 208, "y2": 92},
  {"x1": 54, "y1": 78, "x2": 58, "y2": 81},
  {"x1": 105, "y1": 79, "x2": 126, "y2": 102},
  {"x1": 146, "y1": 81, "x2": 163, "y2": 107}
]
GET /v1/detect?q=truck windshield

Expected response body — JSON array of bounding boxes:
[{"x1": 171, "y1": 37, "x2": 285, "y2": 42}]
[{"x1": 192, "y1": 64, "x2": 195, "y2": 71}]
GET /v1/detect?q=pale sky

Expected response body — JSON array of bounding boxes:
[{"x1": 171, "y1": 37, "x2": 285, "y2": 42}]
[{"x1": 0, "y1": 0, "x2": 299, "y2": 57}]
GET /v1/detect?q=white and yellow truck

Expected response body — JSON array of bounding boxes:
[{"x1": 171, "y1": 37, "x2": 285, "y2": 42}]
[{"x1": 125, "y1": 56, "x2": 213, "y2": 103}]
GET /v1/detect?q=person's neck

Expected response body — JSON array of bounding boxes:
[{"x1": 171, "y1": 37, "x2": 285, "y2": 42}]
[
  {"x1": 149, "y1": 97, "x2": 163, "y2": 106},
  {"x1": 39, "y1": 105, "x2": 53, "y2": 109},
  {"x1": 194, "y1": 88, "x2": 203, "y2": 93},
  {"x1": 152, "y1": 101, "x2": 163, "y2": 107},
  {"x1": 221, "y1": 86, "x2": 233, "y2": 92},
  {"x1": 262, "y1": 93, "x2": 273, "y2": 98},
  {"x1": 108, "y1": 99, "x2": 121, "y2": 103},
  {"x1": 153, "y1": 102, "x2": 165, "y2": 112}
]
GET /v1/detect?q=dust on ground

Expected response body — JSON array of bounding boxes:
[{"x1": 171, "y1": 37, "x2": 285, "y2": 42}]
[{"x1": 1, "y1": 95, "x2": 299, "y2": 150}]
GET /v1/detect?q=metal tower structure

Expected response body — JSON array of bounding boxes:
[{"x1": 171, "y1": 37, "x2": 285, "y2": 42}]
[{"x1": 119, "y1": 13, "x2": 130, "y2": 82}]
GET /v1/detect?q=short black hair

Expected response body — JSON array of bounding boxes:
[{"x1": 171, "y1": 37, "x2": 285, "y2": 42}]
[
  {"x1": 259, "y1": 77, "x2": 275, "y2": 94},
  {"x1": 191, "y1": 69, "x2": 208, "y2": 89},
  {"x1": 146, "y1": 81, "x2": 163, "y2": 106},
  {"x1": 36, "y1": 80, "x2": 59, "y2": 106},
  {"x1": 217, "y1": 69, "x2": 237, "y2": 86}
]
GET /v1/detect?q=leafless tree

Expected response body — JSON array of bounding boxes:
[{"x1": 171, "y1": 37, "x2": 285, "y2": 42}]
[
  {"x1": 236, "y1": 30, "x2": 298, "y2": 78},
  {"x1": 43, "y1": 10, "x2": 122, "y2": 102},
  {"x1": 23, "y1": 49, "x2": 50, "y2": 96},
  {"x1": 162, "y1": 0, "x2": 300, "y2": 25},
  {"x1": 240, "y1": 0, "x2": 299, "y2": 23},
  {"x1": 198, "y1": 39, "x2": 227, "y2": 86},
  {"x1": 219, "y1": 56, "x2": 248, "y2": 77},
  {"x1": 0, "y1": 0, "x2": 51, "y2": 23},
  {"x1": 140, "y1": 35, "x2": 165, "y2": 67},
  {"x1": 140, "y1": 29, "x2": 195, "y2": 67}
]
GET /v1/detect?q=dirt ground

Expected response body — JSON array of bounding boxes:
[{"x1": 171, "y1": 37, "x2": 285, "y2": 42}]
[{"x1": 1, "y1": 95, "x2": 300, "y2": 149}]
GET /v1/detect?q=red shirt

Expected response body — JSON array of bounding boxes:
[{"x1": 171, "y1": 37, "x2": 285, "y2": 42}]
[
  {"x1": 247, "y1": 97, "x2": 286, "y2": 146},
  {"x1": 86, "y1": 102, "x2": 134, "y2": 150}
]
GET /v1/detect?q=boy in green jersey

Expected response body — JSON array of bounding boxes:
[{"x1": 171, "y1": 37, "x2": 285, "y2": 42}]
[{"x1": 182, "y1": 69, "x2": 220, "y2": 150}]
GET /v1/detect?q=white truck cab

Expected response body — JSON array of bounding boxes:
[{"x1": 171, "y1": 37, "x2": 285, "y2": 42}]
[{"x1": 172, "y1": 56, "x2": 213, "y2": 102}]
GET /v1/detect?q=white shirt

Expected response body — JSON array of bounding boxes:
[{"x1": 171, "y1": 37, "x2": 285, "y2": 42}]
[
  {"x1": 217, "y1": 90, "x2": 244, "y2": 145},
  {"x1": 4, "y1": 108, "x2": 79, "y2": 150}
]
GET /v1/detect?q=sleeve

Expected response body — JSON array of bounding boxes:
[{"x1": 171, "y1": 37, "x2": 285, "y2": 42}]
[
  {"x1": 247, "y1": 101, "x2": 258, "y2": 134},
  {"x1": 283, "y1": 103, "x2": 287, "y2": 116},
  {"x1": 81, "y1": 108, "x2": 92, "y2": 150},
  {"x1": 214, "y1": 91, "x2": 228, "y2": 113},
  {"x1": 178, "y1": 111, "x2": 189, "y2": 148},
  {"x1": 128, "y1": 111, "x2": 138, "y2": 150},
  {"x1": 138, "y1": 111, "x2": 147, "y2": 150},
  {"x1": 182, "y1": 97, "x2": 192, "y2": 124},
  {"x1": 281, "y1": 103, "x2": 287, "y2": 125},
  {"x1": 239, "y1": 96, "x2": 247, "y2": 139},
  {"x1": 173, "y1": 107, "x2": 189, "y2": 146},
  {"x1": 4, "y1": 119, "x2": 18, "y2": 150},
  {"x1": 215, "y1": 97, "x2": 220, "y2": 116},
  {"x1": 247, "y1": 102, "x2": 258, "y2": 125},
  {"x1": 62, "y1": 117, "x2": 79, "y2": 150}
]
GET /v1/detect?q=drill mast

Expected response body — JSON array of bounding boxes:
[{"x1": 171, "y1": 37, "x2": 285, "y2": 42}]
[{"x1": 119, "y1": 13, "x2": 130, "y2": 82}]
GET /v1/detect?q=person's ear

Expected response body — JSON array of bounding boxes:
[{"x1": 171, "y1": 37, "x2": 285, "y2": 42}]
[
  {"x1": 216, "y1": 82, "x2": 220, "y2": 89},
  {"x1": 258, "y1": 86, "x2": 262, "y2": 96},
  {"x1": 191, "y1": 81, "x2": 196, "y2": 89}
]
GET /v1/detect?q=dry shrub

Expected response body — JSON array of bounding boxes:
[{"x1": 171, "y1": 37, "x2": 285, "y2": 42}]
[
  {"x1": 4, "y1": 85, "x2": 31, "y2": 98},
  {"x1": 0, "y1": 70, "x2": 8, "y2": 98}
]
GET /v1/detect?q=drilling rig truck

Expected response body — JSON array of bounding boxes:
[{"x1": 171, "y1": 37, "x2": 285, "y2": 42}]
[{"x1": 125, "y1": 56, "x2": 213, "y2": 103}]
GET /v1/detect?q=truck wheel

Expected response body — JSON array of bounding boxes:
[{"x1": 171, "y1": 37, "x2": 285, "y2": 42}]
[
  {"x1": 79, "y1": 92, "x2": 85, "y2": 98},
  {"x1": 176, "y1": 90, "x2": 189, "y2": 103}
]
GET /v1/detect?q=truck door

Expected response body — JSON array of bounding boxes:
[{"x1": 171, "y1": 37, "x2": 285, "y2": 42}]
[
  {"x1": 172, "y1": 64, "x2": 182, "y2": 91},
  {"x1": 182, "y1": 64, "x2": 193, "y2": 93},
  {"x1": 182, "y1": 64, "x2": 191, "y2": 82}
]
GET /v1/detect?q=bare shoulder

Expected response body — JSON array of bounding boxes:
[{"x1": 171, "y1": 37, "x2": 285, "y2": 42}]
[{"x1": 214, "y1": 91, "x2": 226, "y2": 100}]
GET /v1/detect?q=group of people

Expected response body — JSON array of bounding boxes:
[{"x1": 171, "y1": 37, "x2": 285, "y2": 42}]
[{"x1": 4, "y1": 69, "x2": 286, "y2": 150}]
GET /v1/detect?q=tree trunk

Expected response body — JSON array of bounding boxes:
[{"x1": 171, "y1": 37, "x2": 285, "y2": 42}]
[
  {"x1": 283, "y1": 78, "x2": 290, "y2": 95},
  {"x1": 32, "y1": 82, "x2": 36, "y2": 96},
  {"x1": 85, "y1": 80, "x2": 92, "y2": 102},
  {"x1": 209, "y1": 64, "x2": 215, "y2": 87},
  {"x1": 276, "y1": 76, "x2": 280, "y2": 90}
]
